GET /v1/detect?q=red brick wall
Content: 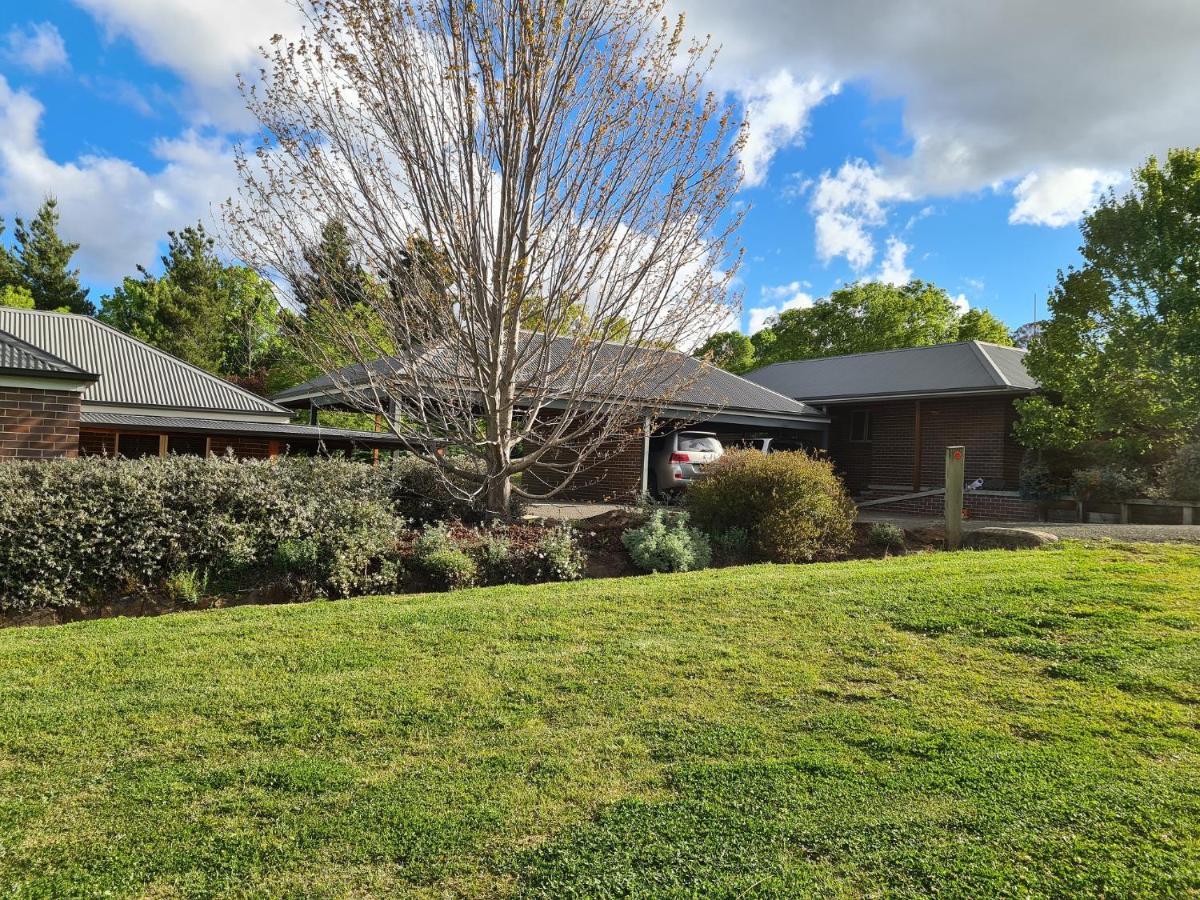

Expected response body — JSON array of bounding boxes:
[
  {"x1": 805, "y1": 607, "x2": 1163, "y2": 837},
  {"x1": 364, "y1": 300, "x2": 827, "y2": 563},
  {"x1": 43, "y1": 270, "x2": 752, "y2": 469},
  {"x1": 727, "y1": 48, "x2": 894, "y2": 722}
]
[
  {"x1": 0, "y1": 386, "x2": 81, "y2": 460},
  {"x1": 829, "y1": 395, "x2": 1024, "y2": 493},
  {"x1": 860, "y1": 487, "x2": 1041, "y2": 521},
  {"x1": 525, "y1": 424, "x2": 644, "y2": 502}
]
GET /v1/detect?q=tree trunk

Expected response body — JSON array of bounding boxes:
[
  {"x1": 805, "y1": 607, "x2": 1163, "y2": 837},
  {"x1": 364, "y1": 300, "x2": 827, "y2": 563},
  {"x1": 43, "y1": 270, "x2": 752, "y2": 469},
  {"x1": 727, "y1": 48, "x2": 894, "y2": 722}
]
[{"x1": 486, "y1": 472, "x2": 512, "y2": 519}]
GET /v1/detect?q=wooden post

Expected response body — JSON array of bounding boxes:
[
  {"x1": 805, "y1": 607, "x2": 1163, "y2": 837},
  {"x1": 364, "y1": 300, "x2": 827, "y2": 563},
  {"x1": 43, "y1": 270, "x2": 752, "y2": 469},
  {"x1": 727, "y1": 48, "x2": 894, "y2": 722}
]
[
  {"x1": 158, "y1": 434, "x2": 169, "y2": 458},
  {"x1": 1119, "y1": 502, "x2": 1130, "y2": 524},
  {"x1": 373, "y1": 413, "x2": 381, "y2": 466},
  {"x1": 1182, "y1": 506, "x2": 1193, "y2": 526},
  {"x1": 911, "y1": 400, "x2": 923, "y2": 492},
  {"x1": 945, "y1": 446, "x2": 965, "y2": 550},
  {"x1": 308, "y1": 404, "x2": 318, "y2": 426}
]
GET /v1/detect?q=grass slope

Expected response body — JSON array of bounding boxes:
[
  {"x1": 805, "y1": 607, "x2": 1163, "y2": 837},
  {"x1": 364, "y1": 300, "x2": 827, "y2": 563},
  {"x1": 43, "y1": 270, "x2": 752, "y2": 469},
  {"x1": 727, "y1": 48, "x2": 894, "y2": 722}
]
[{"x1": 1, "y1": 543, "x2": 1199, "y2": 897}]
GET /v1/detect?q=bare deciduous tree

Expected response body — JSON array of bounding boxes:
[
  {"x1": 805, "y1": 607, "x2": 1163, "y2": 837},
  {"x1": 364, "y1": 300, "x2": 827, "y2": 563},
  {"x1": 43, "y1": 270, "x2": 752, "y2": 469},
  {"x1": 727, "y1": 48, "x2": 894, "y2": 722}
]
[{"x1": 225, "y1": 0, "x2": 744, "y2": 515}]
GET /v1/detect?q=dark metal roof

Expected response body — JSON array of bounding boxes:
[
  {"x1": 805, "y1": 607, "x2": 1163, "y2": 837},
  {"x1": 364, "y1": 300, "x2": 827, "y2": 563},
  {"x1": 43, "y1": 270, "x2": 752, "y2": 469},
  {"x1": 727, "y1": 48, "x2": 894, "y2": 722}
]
[
  {"x1": 274, "y1": 334, "x2": 826, "y2": 421},
  {"x1": 0, "y1": 327, "x2": 97, "y2": 381},
  {"x1": 80, "y1": 411, "x2": 406, "y2": 445},
  {"x1": 744, "y1": 341, "x2": 1038, "y2": 403},
  {"x1": 0, "y1": 308, "x2": 289, "y2": 417}
]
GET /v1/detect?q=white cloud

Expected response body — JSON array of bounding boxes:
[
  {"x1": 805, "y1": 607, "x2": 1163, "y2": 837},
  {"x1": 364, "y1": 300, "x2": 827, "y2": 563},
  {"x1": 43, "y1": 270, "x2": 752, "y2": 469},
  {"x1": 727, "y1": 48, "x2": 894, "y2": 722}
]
[
  {"x1": 0, "y1": 75, "x2": 238, "y2": 283},
  {"x1": 69, "y1": 0, "x2": 302, "y2": 126},
  {"x1": 737, "y1": 71, "x2": 837, "y2": 188},
  {"x1": 671, "y1": 0, "x2": 1200, "y2": 226},
  {"x1": 1009, "y1": 166, "x2": 1124, "y2": 227},
  {"x1": 950, "y1": 293, "x2": 970, "y2": 314},
  {"x1": 3, "y1": 22, "x2": 69, "y2": 73},
  {"x1": 872, "y1": 237, "x2": 912, "y2": 286},
  {"x1": 746, "y1": 280, "x2": 814, "y2": 332},
  {"x1": 810, "y1": 159, "x2": 910, "y2": 270}
]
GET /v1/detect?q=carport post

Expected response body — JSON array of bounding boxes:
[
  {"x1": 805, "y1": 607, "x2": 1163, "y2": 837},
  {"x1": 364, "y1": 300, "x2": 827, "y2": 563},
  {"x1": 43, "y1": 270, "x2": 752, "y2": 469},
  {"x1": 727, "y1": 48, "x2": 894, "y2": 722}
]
[
  {"x1": 945, "y1": 446, "x2": 965, "y2": 550},
  {"x1": 640, "y1": 415, "x2": 651, "y2": 497}
]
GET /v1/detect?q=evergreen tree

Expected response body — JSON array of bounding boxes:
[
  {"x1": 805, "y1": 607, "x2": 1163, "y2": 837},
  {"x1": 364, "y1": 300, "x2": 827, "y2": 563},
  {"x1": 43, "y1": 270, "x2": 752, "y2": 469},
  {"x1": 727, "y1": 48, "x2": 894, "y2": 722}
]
[{"x1": 12, "y1": 199, "x2": 93, "y2": 314}]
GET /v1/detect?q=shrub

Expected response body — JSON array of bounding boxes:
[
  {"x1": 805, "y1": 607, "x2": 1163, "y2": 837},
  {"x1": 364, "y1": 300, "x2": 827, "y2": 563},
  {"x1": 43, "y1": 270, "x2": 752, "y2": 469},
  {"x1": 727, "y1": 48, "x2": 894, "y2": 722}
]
[
  {"x1": 478, "y1": 531, "x2": 516, "y2": 585},
  {"x1": 530, "y1": 525, "x2": 586, "y2": 582},
  {"x1": 411, "y1": 525, "x2": 478, "y2": 590},
  {"x1": 686, "y1": 450, "x2": 854, "y2": 563},
  {"x1": 0, "y1": 455, "x2": 416, "y2": 611},
  {"x1": 709, "y1": 526, "x2": 751, "y2": 564},
  {"x1": 1070, "y1": 466, "x2": 1145, "y2": 503},
  {"x1": 1157, "y1": 442, "x2": 1200, "y2": 500},
  {"x1": 274, "y1": 538, "x2": 320, "y2": 575},
  {"x1": 164, "y1": 569, "x2": 206, "y2": 605},
  {"x1": 867, "y1": 522, "x2": 906, "y2": 552},
  {"x1": 1018, "y1": 451, "x2": 1068, "y2": 502},
  {"x1": 622, "y1": 509, "x2": 712, "y2": 573}
]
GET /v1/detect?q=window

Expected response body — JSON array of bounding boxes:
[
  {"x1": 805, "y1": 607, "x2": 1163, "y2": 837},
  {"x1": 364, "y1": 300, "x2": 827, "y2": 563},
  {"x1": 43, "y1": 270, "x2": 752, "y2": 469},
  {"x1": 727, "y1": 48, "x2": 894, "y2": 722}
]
[
  {"x1": 677, "y1": 433, "x2": 721, "y2": 453},
  {"x1": 168, "y1": 433, "x2": 209, "y2": 457},
  {"x1": 849, "y1": 410, "x2": 872, "y2": 443}
]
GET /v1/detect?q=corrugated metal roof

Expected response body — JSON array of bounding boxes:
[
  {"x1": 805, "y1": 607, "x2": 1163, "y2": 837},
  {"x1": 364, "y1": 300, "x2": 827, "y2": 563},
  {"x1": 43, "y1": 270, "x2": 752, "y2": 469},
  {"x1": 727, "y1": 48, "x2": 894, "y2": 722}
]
[
  {"x1": 81, "y1": 411, "x2": 405, "y2": 444},
  {"x1": 744, "y1": 341, "x2": 1038, "y2": 403},
  {"x1": 0, "y1": 308, "x2": 288, "y2": 417},
  {"x1": 0, "y1": 328, "x2": 96, "y2": 380},
  {"x1": 274, "y1": 333, "x2": 826, "y2": 420}
]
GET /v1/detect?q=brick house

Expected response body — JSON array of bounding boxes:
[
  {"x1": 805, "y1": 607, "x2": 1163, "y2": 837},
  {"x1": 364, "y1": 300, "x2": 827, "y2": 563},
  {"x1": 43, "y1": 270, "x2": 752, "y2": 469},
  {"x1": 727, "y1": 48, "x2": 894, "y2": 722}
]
[
  {"x1": 0, "y1": 308, "x2": 403, "y2": 461},
  {"x1": 745, "y1": 341, "x2": 1041, "y2": 519},
  {"x1": 272, "y1": 336, "x2": 831, "y2": 503}
]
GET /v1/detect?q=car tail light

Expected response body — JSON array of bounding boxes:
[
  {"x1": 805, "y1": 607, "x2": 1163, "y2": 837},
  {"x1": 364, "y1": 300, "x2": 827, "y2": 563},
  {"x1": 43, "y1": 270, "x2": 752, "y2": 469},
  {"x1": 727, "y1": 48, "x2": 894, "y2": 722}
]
[{"x1": 669, "y1": 452, "x2": 690, "y2": 463}]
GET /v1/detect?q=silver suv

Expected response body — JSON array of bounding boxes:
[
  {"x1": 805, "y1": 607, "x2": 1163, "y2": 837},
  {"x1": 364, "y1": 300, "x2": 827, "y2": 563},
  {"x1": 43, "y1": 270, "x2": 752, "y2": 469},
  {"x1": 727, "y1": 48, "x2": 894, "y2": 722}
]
[{"x1": 648, "y1": 430, "x2": 724, "y2": 497}]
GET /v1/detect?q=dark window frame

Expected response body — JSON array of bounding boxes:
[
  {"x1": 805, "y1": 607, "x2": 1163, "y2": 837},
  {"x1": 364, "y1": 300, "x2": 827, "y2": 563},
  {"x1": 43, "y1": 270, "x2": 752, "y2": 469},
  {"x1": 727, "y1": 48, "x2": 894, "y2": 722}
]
[{"x1": 849, "y1": 410, "x2": 872, "y2": 443}]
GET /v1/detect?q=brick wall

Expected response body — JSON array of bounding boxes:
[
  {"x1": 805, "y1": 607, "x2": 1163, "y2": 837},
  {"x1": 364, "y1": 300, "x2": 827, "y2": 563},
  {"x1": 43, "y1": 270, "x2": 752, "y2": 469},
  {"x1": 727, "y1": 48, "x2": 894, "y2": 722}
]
[
  {"x1": 525, "y1": 424, "x2": 644, "y2": 502},
  {"x1": 829, "y1": 395, "x2": 1024, "y2": 493},
  {"x1": 859, "y1": 487, "x2": 1040, "y2": 521},
  {"x1": 0, "y1": 386, "x2": 81, "y2": 460}
]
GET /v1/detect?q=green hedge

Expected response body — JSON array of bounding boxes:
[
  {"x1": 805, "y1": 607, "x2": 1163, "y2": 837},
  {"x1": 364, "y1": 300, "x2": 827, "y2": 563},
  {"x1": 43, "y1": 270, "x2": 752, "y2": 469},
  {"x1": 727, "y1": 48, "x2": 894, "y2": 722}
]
[{"x1": 0, "y1": 455, "x2": 549, "y2": 612}]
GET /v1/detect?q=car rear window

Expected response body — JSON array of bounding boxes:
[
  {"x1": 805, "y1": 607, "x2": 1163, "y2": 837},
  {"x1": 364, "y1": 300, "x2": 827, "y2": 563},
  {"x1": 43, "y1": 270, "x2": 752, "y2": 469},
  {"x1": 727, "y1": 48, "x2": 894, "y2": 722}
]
[{"x1": 678, "y1": 434, "x2": 721, "y2": 452}]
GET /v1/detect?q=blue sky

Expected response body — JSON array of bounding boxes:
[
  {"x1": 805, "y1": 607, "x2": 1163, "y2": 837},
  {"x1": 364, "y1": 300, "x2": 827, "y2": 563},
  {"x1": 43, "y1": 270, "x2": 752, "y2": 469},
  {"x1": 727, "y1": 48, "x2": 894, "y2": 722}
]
[{"x1": 2, "y1": 0, "x2": 1196, "y2": 336}]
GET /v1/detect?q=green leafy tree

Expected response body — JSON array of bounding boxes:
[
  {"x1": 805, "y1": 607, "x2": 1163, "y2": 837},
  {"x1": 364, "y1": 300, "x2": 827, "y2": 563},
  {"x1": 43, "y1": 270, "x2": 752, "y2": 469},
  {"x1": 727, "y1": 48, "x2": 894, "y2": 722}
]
[
  {"x1": 956, "y1": 308, "x2": 1013, "y2": 344},
  {"x1": 0, "y1": 219, "x2": 20, "y2": 290},
  {"x1": 100, "y1": 223, "x2": 285, "y2": 386},
  {"x1": 750, "y1": 280, "x2": 1010, "y2": 365},
  {"x1": 1016, "y1": 148, "x2": 1200, "y2": 470},
  {"x1": 0, "y1": 284, "x2": 35, "y2": 310},
  {"x1": 695, "y1": 330, "x2": 756, "y2": 373},
  {"x1": 12, "y1": 199, "x2": 93, "y2": 315}
]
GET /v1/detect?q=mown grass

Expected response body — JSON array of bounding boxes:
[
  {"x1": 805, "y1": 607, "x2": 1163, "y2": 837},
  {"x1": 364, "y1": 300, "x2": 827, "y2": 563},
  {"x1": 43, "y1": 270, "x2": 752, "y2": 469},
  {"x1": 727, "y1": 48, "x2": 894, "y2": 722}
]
[{"x1": 1, "y1": 542, "x2": 1198, "y2": 897}]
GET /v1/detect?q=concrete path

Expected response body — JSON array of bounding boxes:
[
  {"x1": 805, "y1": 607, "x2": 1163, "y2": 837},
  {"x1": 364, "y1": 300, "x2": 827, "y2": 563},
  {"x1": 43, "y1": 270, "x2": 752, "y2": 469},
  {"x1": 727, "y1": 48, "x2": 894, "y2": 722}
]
[
  {"x1": 856, "y1": 510, "x2": 1200, "y2": 544},
  {"x1": 525, "y1": 501, "x2": 629, "y2": 521}
]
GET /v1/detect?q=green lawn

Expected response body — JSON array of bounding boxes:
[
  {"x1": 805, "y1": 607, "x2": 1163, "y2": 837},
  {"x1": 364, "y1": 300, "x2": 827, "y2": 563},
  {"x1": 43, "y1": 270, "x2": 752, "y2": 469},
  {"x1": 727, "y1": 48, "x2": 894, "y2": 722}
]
[{"x1": 1, "y1": 543, "x2": 1198, "y2": 897}]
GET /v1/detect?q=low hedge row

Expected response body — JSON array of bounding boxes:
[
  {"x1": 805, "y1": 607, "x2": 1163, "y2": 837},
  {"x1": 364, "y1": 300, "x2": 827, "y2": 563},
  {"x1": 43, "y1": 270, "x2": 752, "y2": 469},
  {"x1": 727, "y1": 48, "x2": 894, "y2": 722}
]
[{"x1": 0, "y1": 455, "x2": 574, "y2": 612}]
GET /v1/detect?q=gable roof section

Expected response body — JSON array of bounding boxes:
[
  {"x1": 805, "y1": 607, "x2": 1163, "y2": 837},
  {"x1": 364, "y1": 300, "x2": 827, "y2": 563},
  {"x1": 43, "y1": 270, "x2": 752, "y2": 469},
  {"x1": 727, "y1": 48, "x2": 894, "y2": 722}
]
[
  {"x1": 0, "y1": 308, "x2": 289, "y2": 419},
  {"x1": 273, "y1": 333, "x2": 826, "y2": 422},
  {"x1": 744, "y1": 341, "x2": 1038, "y2": 404},
  {"x1": 0, "y1": 328, "x2": 96, "y2": 382}
]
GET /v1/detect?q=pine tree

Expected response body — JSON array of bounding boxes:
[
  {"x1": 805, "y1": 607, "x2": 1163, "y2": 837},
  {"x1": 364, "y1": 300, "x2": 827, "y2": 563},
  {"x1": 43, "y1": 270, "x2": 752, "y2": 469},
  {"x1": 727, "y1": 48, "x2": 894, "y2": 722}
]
[{"x1": 13, "y1": 198, "x2": 93, "y2": 315}]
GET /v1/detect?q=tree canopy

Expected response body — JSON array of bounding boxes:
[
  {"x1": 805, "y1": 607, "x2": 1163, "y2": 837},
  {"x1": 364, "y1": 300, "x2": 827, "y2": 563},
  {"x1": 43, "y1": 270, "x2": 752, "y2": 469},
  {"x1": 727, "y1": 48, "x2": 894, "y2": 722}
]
[
  {"x1": 693, "y1": 280, "x2": 1011, "y2": 373},
  {"x1": 99, "y1": 223, "x2": 286, "y2": 393},
  {"x1": 751, "y1": 281, "x2": 1011, "y2": 367},
  {"x1": 2, "y1": 199, "x2": 93, "y2": 315},
  {"x1": 1015, "y1": 148, "x2": 1200, "y2": 470},
  {"x1": 695, "y1": 330, "x2": 756, "y2": 374}
]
